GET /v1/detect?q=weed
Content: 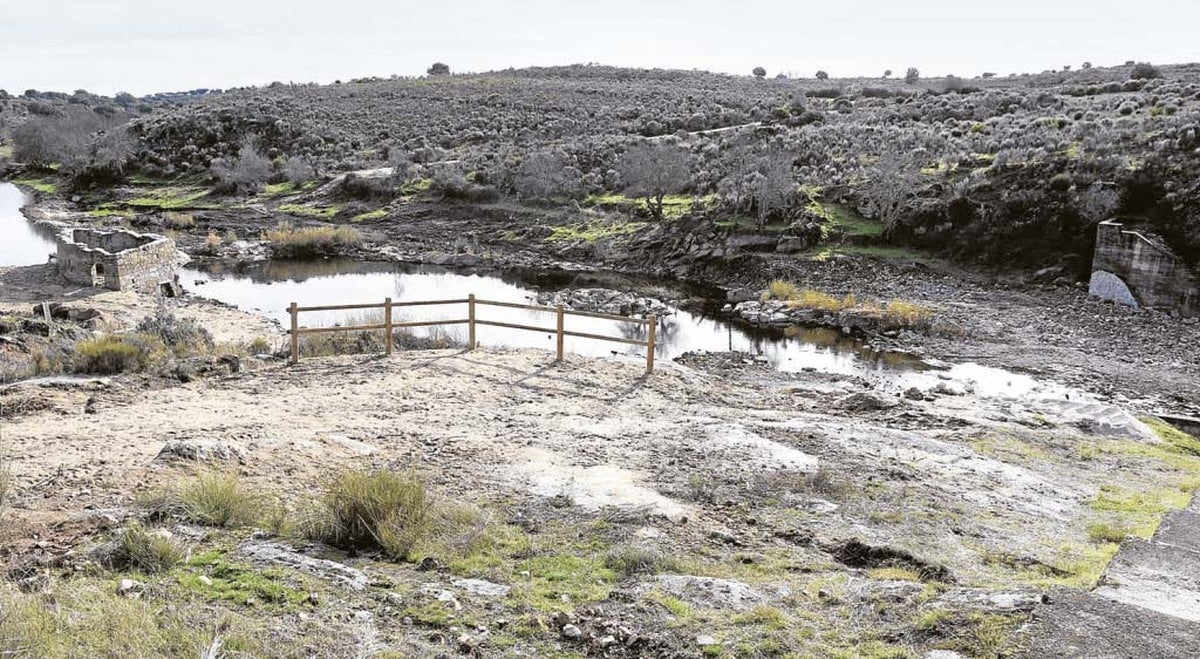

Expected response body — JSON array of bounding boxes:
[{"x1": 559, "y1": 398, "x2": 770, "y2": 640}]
[
  {"x1": 731, "y1": 605, "x2": 789, "y2": 629},
  {"x1": 108, "y1": 524, "x2": 184, "y2": 574},
  {"x1": 164, "y1": 211, "x2": 195, "y2": 228},
  {"x1": 867, "y1": 567, "x2": 924, "y2": 582},
  {"x1": 178, "y1": 472, "x2": 262, "y2": 528},
  {"x1": 264, "y1": 221, "x2": 360, "y2": 257},
  {"x1": 303, "y1": 469, "x2": 433, "y2": 560},
  {"x1": 1086, "y1": 521, "x2": 1131, "y2": 544}
]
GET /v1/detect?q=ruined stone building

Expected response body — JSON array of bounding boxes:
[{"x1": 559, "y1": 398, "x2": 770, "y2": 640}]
[
  {"x1": 1089, "y1": 220, "x2": 1198, "y2": 316},
  {"x1": 56, "y1": 228, "x2": 180, "y2": 295}
]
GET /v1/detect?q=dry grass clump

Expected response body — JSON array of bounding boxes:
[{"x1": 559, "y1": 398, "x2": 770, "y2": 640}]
[
  {"x1": 163, "y1": 211, "x2": 195, "y2": 228},
  {"x1": 108, "y1": 524, "x2": 184, "y2": 574},
  {"x1": 761, "y1": 280, "x2": 933, "y2": 330},
  {"x1": 602, "y1": 545, "x2": 681, "y2": 577},
  {"x1": 303, "y1": 469, "x2": 433, "y2": 560},
  {"x1": 264, "y1": 221, "x2": 361, "y2": 257},
  {"x1": 177, "y1": 472, "x2": 263, "y2": 528},
  {"x1": 72, "y1": 334, "x2": 168, "y2": 374}
]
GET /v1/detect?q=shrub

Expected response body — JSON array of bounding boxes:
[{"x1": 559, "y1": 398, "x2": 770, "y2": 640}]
[
  {"x1": 135, "y1": 310, "x2": 214, "y2": 357},
  {"x1": 282, "y1": 156, "x2": 315, "y2": 184},
  {"x1": 905, "y1": 67, "x2": 920, "y2": 84},
  {"x1": 264, "y1": 222, "x2": 361, "y2": 258},
  {"x1": 109, "y1": 524, "x2": 183, "y2": 573},
  {"x1": 303, "y1": 469, "x2": 433, "y2": 560},
  {"x1": 882, "y1": 300, "x2": 932, "y2": 328},
  {"x1": 1129, "y1": 62, "x2": 1162, "y2": 80},
  {"x1": 764, "y1": 279, "x2": 801, "y2": 301},
  {"x1": 427, "y1": 62, "x2": 450, "y2": 76},
  {"x1": 163, "y1": 212, "x2": 194, "y2": 229},
  {"x1": 178, "y1": 472, "x2": 262, "y2": 528},
  {"x1": 72, "y1": 334, "x2": 166, "y2": 374},
  {"x1": 211, "y1": 138, "x2": 272, "y2": 194},
  {"x1": 335, "y1": 173, "x2": 396, "y2": 200},
  {"x1": 816, "y1": 70, "x2": 830, "y2": 80},
  {"x1": 752, "y1": 67, "x2": 766, "y2": 79}
]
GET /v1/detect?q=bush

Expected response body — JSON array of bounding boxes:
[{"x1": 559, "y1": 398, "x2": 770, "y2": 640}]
[
  {"x1": 335, "y1": 173, "x2": 396, "y2": 200},
  {"x1": 177, "y1": 472, "x2": 262, "y2": 528},
  {"x1": 303, "y1": 469, "x2": 433, "y2": 560},
  {"x1": 211, "y1": 138, "x2": 272, "y2": 194},
  {"x1": 1129, "y1": 62, "x2": 1162, "y2": 80},
  {"x1": 72, "y1": 334, "x2": 166, "y2": 374},
  {"x1": 108, "y1": 524, "x2": 183, "y2": 573},
  {"x1": 264, "y1": 222, "x2": 361, "y2": 258},
  {"x1": 905, "y1": 67, "x2": 920, "y2": 84},
  {"x1": 427, "y1": 62, "x2": 450, "y2": 76}
]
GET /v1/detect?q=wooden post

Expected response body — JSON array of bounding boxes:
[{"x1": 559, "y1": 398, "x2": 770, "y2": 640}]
[
  {"x1": 645, "y1": 314, "x2": 657, "y2": 374},
  {"x1": 289, "y1": 302, "x2": 299, "y2": 365},
  {"x1": 468, "y1": 294, "x2": 477, "y2": 350},
  {"x1": 384, "y1": 297, "x2": 393, "y2": 356},
  {"x1": 556, "y1": 305, "x2": 565, "y2": 362}
]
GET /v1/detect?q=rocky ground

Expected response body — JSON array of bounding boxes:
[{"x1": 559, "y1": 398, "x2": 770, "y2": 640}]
[{"x1": 2, "y1": 256, "x2": 1199, "y2": 656}]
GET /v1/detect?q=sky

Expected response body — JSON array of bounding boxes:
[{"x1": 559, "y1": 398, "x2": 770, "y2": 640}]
[{"x1": 2, "y1": 0, "x2": 1198, "y2": 95}]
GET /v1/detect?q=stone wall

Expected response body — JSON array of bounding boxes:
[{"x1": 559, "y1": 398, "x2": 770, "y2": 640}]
[
  {"x1": 1089, "y1": 220, "x2": 1198, "y2": 316},
  {"x1": 56, "y1": 228, "x2": 178, "y2": 294}
]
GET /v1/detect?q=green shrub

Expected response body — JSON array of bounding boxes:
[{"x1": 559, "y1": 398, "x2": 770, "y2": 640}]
[
  {"x1": 178, "y1": 472, "x2": 262, "y2": 528},
  {"x1": 303, "y1": 469, "x2": 433, "y2": 560},
  {"x1": 136, "y1": 310, "x2": 214, "y2": 357}
]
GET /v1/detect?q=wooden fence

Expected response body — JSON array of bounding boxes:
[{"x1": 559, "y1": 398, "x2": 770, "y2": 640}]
[{"x1": 287, "y1": 295, "x2": 658, "y2": 373}]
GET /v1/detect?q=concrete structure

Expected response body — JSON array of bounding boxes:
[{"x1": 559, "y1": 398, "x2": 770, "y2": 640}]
[
  {"x1": 1089, "y1": 220, "x2": 1198, "y2": 316},
  {"x1": 56, "y1": 227, "x2": 180, "y2": 295}
]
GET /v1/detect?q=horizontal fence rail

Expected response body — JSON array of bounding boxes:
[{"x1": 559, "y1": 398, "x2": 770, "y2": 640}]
[{"x1": 286, "y1": 295, "x2": 657, "y2": 373}]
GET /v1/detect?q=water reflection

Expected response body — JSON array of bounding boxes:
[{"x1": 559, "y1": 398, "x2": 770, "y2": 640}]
[
  {"x1": 0, "y1": 184, "x2": 58, "y2": 267},
  {"x1": 182, "y1": 259, "x2": 911, "y2": 372}
]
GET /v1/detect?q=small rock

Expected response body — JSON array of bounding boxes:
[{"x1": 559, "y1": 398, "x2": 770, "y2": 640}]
[
  {"x1": 598, "y1": 635, "x2": 617, "y2": 648},
  {"x1": 117, "y1": 578, "x2": 143, "y2": 598},
  {"x1": 903, "y1": 387, "x2": 925, "y2": 401},
  {"x1": 696, "y1": 634, "x2": 717, "y2": 646},
  {"x1": 561, "y1": 624, "x2": 583, "y2": 639}
]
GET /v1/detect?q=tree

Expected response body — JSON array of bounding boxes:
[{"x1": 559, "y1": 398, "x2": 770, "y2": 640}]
[
  {"x1": 750, "y1": 149, "x2": 795, "y2": 230},
  {"x1": 514, "y1": 151, "x2": 582, "y2": 200},
  {"x1": 883, "y1": 69, "x2": 893, "y2": 78},
  {"x1": 815, "y1": 70, "x2": 830, "y2": 80},
  {"x1": 1130, "y1": 62, "x2": 1162, "y2": 80},
  {"x1": 858, "y1": 149, "x2": 925, "y2": 233},
  {"x1": 752, "y1": 67, "x2": 767, "y2": 79},
  {"x1": 1082, "y1": 61, "x2": 1093, "y2": 70},
  {"x1": 905, "y1": 68, "x2": 920, "y2": 84},
  {"x1": 427, "y1": 62, "x2": 450, "y2": 76},
  {"x1": 617, "y1": 144, "x2": 692, "y2": 219}
]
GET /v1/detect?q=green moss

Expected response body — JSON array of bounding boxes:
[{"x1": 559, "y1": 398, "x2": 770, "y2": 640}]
[
  {"x1": 176, "y1": 554, "x2": 306, "y2": 607},
  {"x1": 352, "y1": 209, "x2": 389, "y2": 222},
  {"x1": 125, "y1": 186, "x2": 215, "y2": 210},
  {"x1": 278, "y1": 203, "x2": 343, "y2": 219},
  {"x1": 13, "y1": 177, "x2": 58, "y2": 194},
  {"x1": 730, "y1": 606, "x2": 788, "y2": 629},
  {"x1": 547, "y1": 220, "x2": 646, "y2": 243},
  {"x1": 806, "y1": 197, "x2": 884, "y2": 239},
  {"x1": 970, "y1": 435, "x2": 1055, "y2": 464},
  {"x1": 803, "y1": 244, "x2": 936, "y2": 263},
  {"x1": 86, "y1": 208, "x2": 136, "y2": 218},
  {"x1": 867, "y1": 567, "x2": 924, "y2": 582},
  {"x1": 400, "y1": 599, "x2": 459, "y2": 628},
  {"x1": 1089, "y1": 484, "x2": 1190, "y2": 538},
  {"x1": 512, "y1": 554, "x2": 616, "y2": 611}
]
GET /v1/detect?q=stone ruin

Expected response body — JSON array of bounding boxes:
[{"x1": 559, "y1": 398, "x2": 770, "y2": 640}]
[
  {"x1": 1090, "y1": 220, "x2": 1198, "y2": 316},
  {"x1": 56, "y1": 227, "x2": 181, "y2": 296}
]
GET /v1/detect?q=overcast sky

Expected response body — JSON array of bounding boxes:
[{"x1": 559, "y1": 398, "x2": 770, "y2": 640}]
[{"x1": 2, "y1": 0, "x2": 1197, "y2": 95}]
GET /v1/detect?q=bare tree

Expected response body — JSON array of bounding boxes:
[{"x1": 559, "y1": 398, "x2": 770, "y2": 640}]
[
  {"x1": 514, "y1": 151, "x2": 582, "y2": 200},
  {"x1": 282, "y1": 155, "x2": 315, "y2": 184},
  {"x1": 617, "y1": 144, "x2": 692, "y2": 219},
  {"x1": 858, "y1": 150, "x2": 925, "y2": 233},
  {"x1": 212, "y1": 138, "x2": 273, "y2": 193},
  {"x1": 751, "y1": 149, "x2": 796, "y2": 230}
]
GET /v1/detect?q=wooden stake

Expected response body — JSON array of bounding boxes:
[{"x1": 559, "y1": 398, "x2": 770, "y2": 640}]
[
  {"x1": 468, "y1": 294, "x2": 477, "y2": 350},
  {"x1": 646, "y1": 314, "x2": 657, "y2": 374},
  {"x1": 289, "y1": 302, "x2": 299, "y2": 365},
  {"x1": 384, "y1": 297, "x2": 393, "y2": 356},
  {"x1": 556, "y1": 305, "x2": 565, "y2": 362}
]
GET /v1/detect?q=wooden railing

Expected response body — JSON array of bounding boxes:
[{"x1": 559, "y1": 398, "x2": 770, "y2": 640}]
[{"x1": 287, "y1": 295, "x2": 658, "y2": 373}]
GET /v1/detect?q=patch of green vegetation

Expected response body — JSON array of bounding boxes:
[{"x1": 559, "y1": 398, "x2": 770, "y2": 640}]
[
  {"x1": 399, "y1": 599, "x2": 459, "y2": 628},
  {"x1": 125, "y1": 186, "x2": 216, "y2": 210},
  {"x1": 277, "y1": 203, "x2": 343, "y2": 218},
  {"x1": 730, "y1": 606, "x2": 789, "y2": 629},
  {"x1": 12, "y1": 177, "x2": 58, "y2": 194},
  {"x1": 86, "y1": 208, "x2": 136, "y2": 218},
  {"x1": 585, "y1": 192, "x2": 714, "y2": 219},
  {"x1": 512, "y1": 553, "x2": 616, "y2": 611},
  {"x1": 177, "y1": 553, "x2": 306, "y2": 607},
  {"x1": 984, "y1": 542, "x2": 1120, "y2": 589},
  {"x1": 652, "y1": 593, "x2": 693, "y2": 620},
  {"x1": 547, "y1": 220, "x2": 646, "y2": 243},
  {"x1": 928, "y1": 612, "x2": 1026, "y2": 658},
  {"x1": 969, "y1": 434, "x2": 1055, "y2": 464},
  {"x1": 352, "y1": 209, "x2": 389, "y2": 222},
  {"x1": 1086, "y1": 521, "x2": 1132, "y2": 544},
  {"x1": 806, "y1": 197, "x2": 884, "y2": 239},
  {"x1": 1142, "y1": 417, "x2": 1200, "y2": 456},
  {"x1": 1089, "y1": 484, "x2": 1191, "y2": 539},
  {"x1": 803, "y1": 244, "x2": 936, "y2": 263},
  {"x1": 0, "y1": 145, "x2": 13, "y2": 159}
]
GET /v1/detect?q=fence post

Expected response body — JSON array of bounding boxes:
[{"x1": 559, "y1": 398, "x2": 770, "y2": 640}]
[
  {"x1": 468, "y1": 294, "x2": 477, "y2": 350},
  {"x1": 556, "y1": 305, "x2": 565, "y2": 362},
  {"x1": 384, "y1": 297, "x2": 393, "y2": 356},
  {"x1": 289, "y1": 302, "x2": 299, "y2": 365},
  {"x1": 645, "y1": 314, "x2": 657, "y2": 374}
]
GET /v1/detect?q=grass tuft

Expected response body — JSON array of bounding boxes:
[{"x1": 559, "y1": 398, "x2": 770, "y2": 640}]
[
  {"x1": 178, "y1": 472, "x2": 263, "y2": 528},
  {"x1": 303, "y1": 469, "x2": 433, "y2": 560},
  {"x1": 110, "y1": 524, "x2": 184, "y2": 574},
  {"x1": 264, "y1": 221, "x2": 360, "y2": 257}
]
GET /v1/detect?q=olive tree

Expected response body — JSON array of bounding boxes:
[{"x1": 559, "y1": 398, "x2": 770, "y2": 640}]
[{"x1": 617, "y1": 144, "x2": 692, "y2": 219}]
